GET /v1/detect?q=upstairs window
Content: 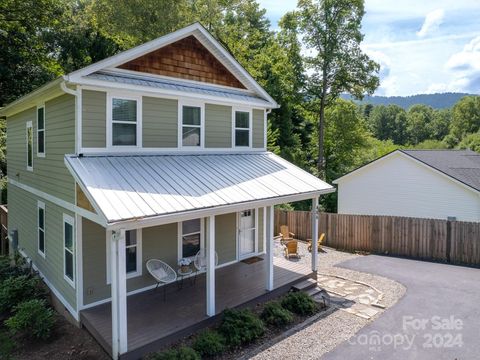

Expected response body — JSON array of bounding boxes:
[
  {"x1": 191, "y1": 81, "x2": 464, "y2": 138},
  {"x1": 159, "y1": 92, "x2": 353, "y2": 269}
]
[
  {"x1": 37, "y1": 106, "x2": 45, "y2": 156},
  {"x1": 109, "y1": 96, "x2": 141, "y2": 147},
  {"x1": 234, "y1": 111, "x2": 250, "y2": 147},
  {"x1": 26, "y1": 121, "x2": 33, "y2": 170},
  {"x1": 182, "y1": 105, "x2": 202, "y2": 147}
]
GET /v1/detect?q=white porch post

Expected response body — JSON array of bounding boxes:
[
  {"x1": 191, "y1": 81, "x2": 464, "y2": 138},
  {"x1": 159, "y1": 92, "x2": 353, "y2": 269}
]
[
  {"x1": 206, "y1": 216, "x2": 216, "y2": 317},
  {"x1": 110, "y1": 229, "x2": 128, "y2": 359},
  {"x1": 266, "y1": 205, "x2": 274, "y2": 291},
  {"x1": 311, "y1": 197, "x2": 319, "y2": 272}
]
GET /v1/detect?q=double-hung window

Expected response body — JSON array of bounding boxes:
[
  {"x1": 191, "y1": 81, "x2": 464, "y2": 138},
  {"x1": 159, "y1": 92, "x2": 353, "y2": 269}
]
[
  {"x1": 180, "y1": 219, "x2": 203, "y2": 259},
  {"x1": 37, "y1": 201, "x2": 45, "y2": 257},
  {"x1": 181, "y1": 105, "x2": 202, "y2": 147},
  {"x1": 63, "y1": 214, "x2": 75, "y2": 286},
  {"x1": 109, "y1": 95, "x2": 141, "y2": 147},
  {"x1": 234, "y1": 110, "x2": 251, "y2": 147},
  {"x1": 106, "y1": 229, "x2": 142, "y2": 283},
  {"x1": 26, "y1": 121, "x2": 33, "y2": 170},
  {"x1": 37, "y1": 105, "x2": 45, "y2": 156}
]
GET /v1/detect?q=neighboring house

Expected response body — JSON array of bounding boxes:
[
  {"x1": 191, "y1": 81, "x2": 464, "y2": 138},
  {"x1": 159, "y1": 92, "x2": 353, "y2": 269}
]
[
  {"x1": 334, "y1": 149, "x2": 480, "y2": 222},
  {"x1": 0, "y1": 23, "x2": 334, "y2": 359}
]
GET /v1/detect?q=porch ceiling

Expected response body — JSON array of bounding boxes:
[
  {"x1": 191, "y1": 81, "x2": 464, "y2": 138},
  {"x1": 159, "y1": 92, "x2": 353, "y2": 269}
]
[{"x1": 65, "y1": 152, "x2": 334, "y2": 225}]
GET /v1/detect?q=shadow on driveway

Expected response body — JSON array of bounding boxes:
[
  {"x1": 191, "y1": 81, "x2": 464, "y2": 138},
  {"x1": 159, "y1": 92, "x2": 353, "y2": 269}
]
[{"x1": 322, "y1": 255, "x2": 480, "y2": 360}]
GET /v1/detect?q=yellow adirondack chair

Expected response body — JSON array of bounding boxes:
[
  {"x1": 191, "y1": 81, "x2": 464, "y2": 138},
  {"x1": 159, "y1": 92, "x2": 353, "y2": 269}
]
[
  {"x1": 307, "y1": 233, "x2": 326, "y2": 253},
  {"x1": 283, "y1": 240, "x2": 300, "y2": 259},
  {"x1": 279, "y1": 225, "x2": 295, "y2": 243}
]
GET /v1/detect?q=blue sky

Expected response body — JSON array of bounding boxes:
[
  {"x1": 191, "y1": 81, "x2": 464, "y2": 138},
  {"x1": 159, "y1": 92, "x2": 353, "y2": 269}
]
[{"x1": 257, "y1": 0, "x2": 480, "y2": 96}]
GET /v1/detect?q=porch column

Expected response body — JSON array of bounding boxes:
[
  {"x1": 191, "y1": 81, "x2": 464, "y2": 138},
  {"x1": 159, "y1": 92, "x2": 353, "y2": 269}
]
[
  {"x1": 266, "y1": 205, "x2": 274, "y2": 291},
  {"x1": 206, "y1": 215, "x2": 215, "y2": 317},
  {"x1": 111, "y1": 229, "x2": 128, "y2": 359},
  {"x1": 311, "y1": 197, "x2": 319, "y2": 272}
]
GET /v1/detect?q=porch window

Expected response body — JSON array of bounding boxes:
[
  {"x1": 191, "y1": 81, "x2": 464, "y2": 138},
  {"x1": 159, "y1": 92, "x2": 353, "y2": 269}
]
[
  {"x1": 26, "y1": 121, "x2": 33, "y2": 170},
  {"x1": 234, "y1": 111, "x2": 250, "y2": 147},
  {"x1": 181, "y1": 219, "x2": 202, "y2": 258},
  {"x1": 63, "y1": 214, "x2": 75, "y2": 287},
  {"x1": 125, "y1": 230, "x2": 139, "y2": 274},
  {"x1": 37, "y1": 201, "x2": 45, "y2": 257},
  {"x1": 37, "y1": 106, "x2": 45, "y2": 156},
  {"x1": 182, "y1": 105, "x2": 201, "y2": 147},
  {"x1": 112, "y1": 98, "x2": 137, "y2": 146}
]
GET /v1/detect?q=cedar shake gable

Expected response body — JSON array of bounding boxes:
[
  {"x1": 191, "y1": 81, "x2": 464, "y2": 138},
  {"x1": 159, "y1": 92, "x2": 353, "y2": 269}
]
[{"x1": 118, "y1": 36, "x2": 246, "y2": 89}]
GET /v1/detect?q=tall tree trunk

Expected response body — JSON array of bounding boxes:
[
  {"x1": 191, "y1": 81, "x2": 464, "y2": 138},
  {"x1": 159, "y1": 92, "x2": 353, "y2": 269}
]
[{"x1": 317, "y1": 72, "x2": 328, "y2": 180}]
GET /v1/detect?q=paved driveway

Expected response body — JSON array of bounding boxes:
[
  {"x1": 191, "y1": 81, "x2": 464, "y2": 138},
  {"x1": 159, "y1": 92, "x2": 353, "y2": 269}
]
[{"x1": 323, "y1": 255, "x2": 480, "y2": 360}]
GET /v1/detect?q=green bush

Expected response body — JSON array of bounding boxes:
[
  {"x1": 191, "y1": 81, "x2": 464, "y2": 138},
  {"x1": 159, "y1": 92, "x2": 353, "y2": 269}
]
[
  {"x1": 0, "y1": 330, "x2": 15, "y2": 360},
  {"x1": 192, "y1": 330, "x2": 226, "y2": 357},
  {"x1": 281, "y1": 292, "x2": 317, "y2": 316},
  {"x1": 218, "y1": 309, "x2": 265, "y2": 347},
  {"x1": 5, "y1": 299, "x2": 55, "y2": 340},
  {"x1": 261, "y1": 301, "x2": 294, "y2": 327},
  {"x1": 150, "y1": 346, "x2": 200, "y2": 360},
  {"x1": 0, "y1": 275, "x2": 46, "y2": 314},
  {"x1": 0, "y1": 256, "x2": 29, "y2": 283}
]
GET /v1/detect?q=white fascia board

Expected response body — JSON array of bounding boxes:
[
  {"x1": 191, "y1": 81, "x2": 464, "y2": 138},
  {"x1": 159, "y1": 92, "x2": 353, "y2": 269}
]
[
  {"x1": 106, "y1": 188, "x2": 336, "y2": 232},
  {"x1": 70, "y1": 77, "x2": 274, "y2": 108}
]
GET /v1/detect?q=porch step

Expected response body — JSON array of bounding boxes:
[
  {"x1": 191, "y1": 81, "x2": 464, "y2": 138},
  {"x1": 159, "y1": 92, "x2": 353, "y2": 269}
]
[
  {"x1": 304, "y1": 286, "x2": 323, "y2": 297},
  {"x1": 292, "y1": 278, "x2": 317, "y2": 292}
]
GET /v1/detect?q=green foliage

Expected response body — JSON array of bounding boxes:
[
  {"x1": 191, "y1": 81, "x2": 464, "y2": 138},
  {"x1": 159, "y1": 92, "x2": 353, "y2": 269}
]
[
  {"x1": 5, "y1": 299, "x2": 55, "y2": 340},
  {"x1": 0, "y1": 256, "x2": 29, "y2": 283},
  {"x1": 281, "y1": 291, "x2": 317, "y2": 316},
  {"x1": 450, "y1": 96, "x2": 480, "y2": 144},
  {"x1": 458, "y1": 132, "x2": 480, "y2": 152},
  {"x1": 367, "y1": 105, "x2": 407, "y2": 145},
  {"x1": 261, "y1": 301, "x2": 294, "y2": 327},
  {"x1": 0, "y1": 329, "x2": 15, "y2": 360},
  {"x1": 192, "y1": 330, "x2": 226, "y2": 357},
  {"x1": 0, "y1": 275, "x2": 46, "y2": 314},
  {"x1": 218, "y1": 308, "x2": 265, "y2": 347},
  {"x1": 150, "y1": 347, "x2": 200, "y2": 360},
  {"x1": 412, "y1": 139, "x2": 448, "y2": 150},
  {"x1": 406, "y1": 104, "x2": 434, "y2": 145}
]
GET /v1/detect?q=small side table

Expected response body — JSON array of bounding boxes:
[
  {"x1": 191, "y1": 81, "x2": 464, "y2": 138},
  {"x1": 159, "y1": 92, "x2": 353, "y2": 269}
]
[{"x1": 177, "y1": 267, "x2": 193, "y2": 289}]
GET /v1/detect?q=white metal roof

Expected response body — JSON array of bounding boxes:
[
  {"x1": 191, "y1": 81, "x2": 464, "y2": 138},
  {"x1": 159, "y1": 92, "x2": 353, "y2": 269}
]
[{"x1": 65, "y1": 152, "x2": 334, "y2": 226}]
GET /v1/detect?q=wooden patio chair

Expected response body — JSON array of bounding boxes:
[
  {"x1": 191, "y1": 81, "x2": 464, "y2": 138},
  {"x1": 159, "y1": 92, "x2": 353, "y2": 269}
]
[
  {"x1": 279, "y1": 225, "x2": 295, "y2": 244},
  {"x1": 146, "y1": 259, "x2": 177, "y2": 300},
  {"x1": 307, "y1": 233, "x2": 326, "y2": 253},
  {"x1": 283, "y1": 240, "x2": 300, "y2": 259}
]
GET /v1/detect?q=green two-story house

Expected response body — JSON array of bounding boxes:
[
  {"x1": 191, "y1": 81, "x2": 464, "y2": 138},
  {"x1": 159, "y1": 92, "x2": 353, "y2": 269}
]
[{"x1": 1, "y1": 23, "x2": 334, "y2": 359}]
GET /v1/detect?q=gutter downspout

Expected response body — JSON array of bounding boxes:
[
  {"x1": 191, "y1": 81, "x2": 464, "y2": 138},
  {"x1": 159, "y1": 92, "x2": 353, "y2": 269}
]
[{"x1": 60, "y1": 80, "x2": 82, "y2": 155}]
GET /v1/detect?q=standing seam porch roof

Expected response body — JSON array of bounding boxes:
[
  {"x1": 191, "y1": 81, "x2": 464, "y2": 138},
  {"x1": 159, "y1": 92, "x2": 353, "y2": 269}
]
[{"x1": 65, "y1": 152, "x2": 334, "y2": 224}]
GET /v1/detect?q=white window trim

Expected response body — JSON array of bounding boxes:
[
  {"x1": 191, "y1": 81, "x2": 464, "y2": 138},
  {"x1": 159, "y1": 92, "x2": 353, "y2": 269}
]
[
  {"x1": 178, "y1": 100, "x2": 205, "y2": 149},
  {"x1": 232, "y1": 107, "x2": 253, "y2": 149},
  {"x1": 63, "y1": 214, "x2": 75, "y2": 288},
  {"x1": 26, "y1": 121, "x2": 33, "y2": 171},
  {"x1": 36, "y1": 105, "x2": 45, "y2": 157},
  {"x1": 37, "y1": 201, "x2": 46, "y2": 258},
  {"x1": 177, "y1": 219, "x2": 205, "y2": 262},
  {"x1": 106, "y1": 92, "x2": 142, "y2": 149},
  {"x1": 106, "y1": 229, "x2": 142, "y2": 284},
  {"x1": 236, "y1": 208, "x2": 259, "y2": 260}
]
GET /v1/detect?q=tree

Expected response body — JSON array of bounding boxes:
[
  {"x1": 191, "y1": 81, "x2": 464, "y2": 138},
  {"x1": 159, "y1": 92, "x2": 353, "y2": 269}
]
[
  {"x1": 449, "y1": 96, "x2": 480, "y2": 144},
  {"x1": 429, "y1": 108, "x2": 451, "y2": 141},
  {"x1": 458, "y1": 132, "x2": 480, "y2": 152},
  {"x1": 297, "y1": 0, "x2": 379, "y2": 179},
  {"x1": 367, "y1": 104, "x2": 407, "y2": 144},
  {"x1": 406, "y1": 104, "x2": 434, "y2": 145}
]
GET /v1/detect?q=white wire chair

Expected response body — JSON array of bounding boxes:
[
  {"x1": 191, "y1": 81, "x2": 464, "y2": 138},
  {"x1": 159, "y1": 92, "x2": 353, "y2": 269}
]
[
  {"x1": 193, "y1": 249, "x2": 218, "y2": 283},
  {"x1": 146, "y1": 259, "x2": 177, "y2": 300}
]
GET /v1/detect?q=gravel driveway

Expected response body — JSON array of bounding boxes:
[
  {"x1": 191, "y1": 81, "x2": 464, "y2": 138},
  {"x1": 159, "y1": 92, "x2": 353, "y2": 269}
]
[{"x1": 249, "y1": 244, "x2": 405, "y2": 360}]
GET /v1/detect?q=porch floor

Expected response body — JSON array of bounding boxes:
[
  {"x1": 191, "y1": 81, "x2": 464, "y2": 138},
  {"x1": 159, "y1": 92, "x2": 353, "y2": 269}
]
[{"x1": 80, "y1": 256, "x2": 312, "y2": 359}]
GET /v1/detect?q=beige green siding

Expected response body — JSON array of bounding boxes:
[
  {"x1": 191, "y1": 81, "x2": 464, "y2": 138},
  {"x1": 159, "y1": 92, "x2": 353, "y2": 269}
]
[
  {"x1": 8, "y1": 184, "x2": 76, "y2": 308},
  {"x1": 82, "y1": 90, "x2": 106, "y2": 148},
  {"x1": 252, "y1": 109, "x2": 265, "y2": 148},
  {"x1": 205, "y1": 104, "x2": 232, "y2": 148},
  {"x1": 7, "y1": 94, "x2": 76, "y2": 203},
  {"x1": 215, "y1": 213, "x2": 236, "y2": 264},
  {"x1": 143, "y1": 97, "x2": 178, "y2": 147},
  {"x1": 258, "y1": 207, "x2": 264, "y2": 253}
]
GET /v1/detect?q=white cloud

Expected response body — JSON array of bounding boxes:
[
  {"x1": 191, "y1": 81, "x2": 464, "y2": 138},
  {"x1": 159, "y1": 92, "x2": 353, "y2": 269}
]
[{"x1": 417, "y1": 8, "x2": 445, "y2": 38}]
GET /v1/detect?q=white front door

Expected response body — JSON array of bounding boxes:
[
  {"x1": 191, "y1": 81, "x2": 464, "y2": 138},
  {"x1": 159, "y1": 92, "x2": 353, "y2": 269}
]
[{"x1": 238, "y1": 209, "x2": 256, "y2": 258}]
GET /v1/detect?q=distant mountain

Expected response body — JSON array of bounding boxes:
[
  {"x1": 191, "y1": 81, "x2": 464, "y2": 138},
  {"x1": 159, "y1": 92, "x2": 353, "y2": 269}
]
[{"x1": 341, "y1": 92, "x2": 476, "y2": 109}]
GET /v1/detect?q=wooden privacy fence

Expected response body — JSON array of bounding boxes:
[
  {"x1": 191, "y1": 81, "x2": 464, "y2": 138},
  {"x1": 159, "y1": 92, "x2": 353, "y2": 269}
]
[
  {"x1": 274, "y1": 210, "x2": 480, "y2": 267},
  {"x1": 0, "y1": 205, "x2": 7, "y2": 256}
]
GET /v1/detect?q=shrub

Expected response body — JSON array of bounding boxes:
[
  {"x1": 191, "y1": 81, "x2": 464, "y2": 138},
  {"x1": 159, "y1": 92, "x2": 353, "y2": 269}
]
[
  {"x1": 281, "y1": 292, "x2": 317, "y2": 316},
  {"x1": 192, "y1": 330, "x2": 226, "y2": 357},
  {"x1": 0, "y1": 256, "x2": 29, "y2": 283},
  {"x1": 0, "y1": 330, "x2": 15, "y2": 360},
  {"x1": 218, "y1": 309, "x2": 265, "y2": 347},
  {"x1": 0, "y1": 275, "x2": 46, "y2": 314},
  {"x1": 261, "y1": 301, "x2": 294, "y2": 327},
  {"x1": 150, "y1": 346, "x2": 200, "y2": 360},
  {"x1": 5, "y1": 299, "x2": 55, "y2": 340}
]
